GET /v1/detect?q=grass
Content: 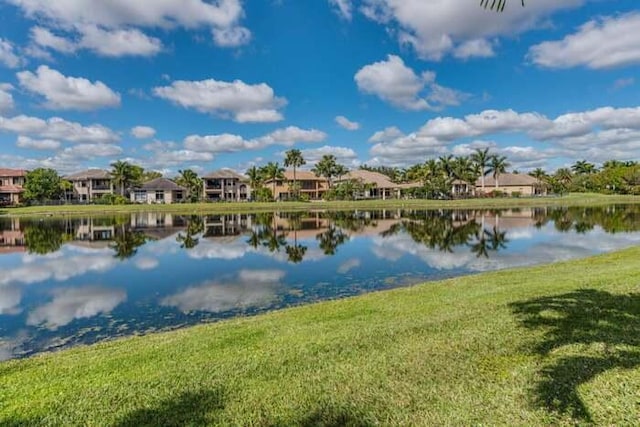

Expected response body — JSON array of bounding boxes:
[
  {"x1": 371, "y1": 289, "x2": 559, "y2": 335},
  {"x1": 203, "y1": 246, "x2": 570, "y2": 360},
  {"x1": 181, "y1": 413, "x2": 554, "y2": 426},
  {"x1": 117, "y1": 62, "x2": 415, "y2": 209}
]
[
  {"x1": 2, "y1": 193, "x2": 640, "y2": 217},
  {"x1": 1, "y1": 247, "x2": 640, "y2": 425}
]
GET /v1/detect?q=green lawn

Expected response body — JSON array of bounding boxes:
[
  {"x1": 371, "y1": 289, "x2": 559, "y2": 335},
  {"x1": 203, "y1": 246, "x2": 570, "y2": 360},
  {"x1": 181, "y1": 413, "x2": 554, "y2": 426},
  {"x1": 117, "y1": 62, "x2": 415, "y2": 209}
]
[
  {"x1": 2, "y1": 193, "x2": 640, "y2": 217},
  {"x1": 2, "y1": 246, "x2": 640, "y2": 425}
]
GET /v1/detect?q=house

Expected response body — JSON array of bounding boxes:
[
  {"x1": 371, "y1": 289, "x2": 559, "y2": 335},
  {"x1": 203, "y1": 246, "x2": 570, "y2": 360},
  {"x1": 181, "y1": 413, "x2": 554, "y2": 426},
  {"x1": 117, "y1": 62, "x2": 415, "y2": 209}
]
[
  {"x1": 451, "y1": 179, "x2": 475, "y2": 197},
  {"x1": 64, "y1": 169, "x2": 114, "y2": 202},
  {"x1": 0, "y1": 168, "x2": 27, "y2": 205},
  {"x1": 475, "y1": 173, "x2": 547, "y2": 196},
  {"x1": 264, "y1": 170, "x2": 329, "y2": 201},
  {"x1": 131, "y1": 177, "x2": 186, "y2": 204},
  {"x1": 340, "y1": 170, "x2": 403, "y2": 200},
  {"x1": 202, "y1": 170, "x2": 250, "y2": 202}
]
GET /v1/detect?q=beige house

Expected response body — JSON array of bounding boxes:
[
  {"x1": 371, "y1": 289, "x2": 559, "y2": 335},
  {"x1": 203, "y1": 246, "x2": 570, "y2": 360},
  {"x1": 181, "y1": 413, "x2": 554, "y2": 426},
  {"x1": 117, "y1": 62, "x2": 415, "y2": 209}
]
[
  {"x1": 341, "y1": 169, "x2": 403, "y2": 200},
  {"x1": 0, "y1": 168, "x2": 27, "y2": 205},
  {"x1": 131, "y1": 178, "x2": 186, "y2": 204},
  {"x1": 476, "y1": 173, "x2": 546, "y2": 196},
  {"x1": 65, "y1": 169, "x2": 114, "y2": 202},
  {"x1": 264, "y1": 170, "x2": 329, "y2": 201},
  {"x1": 202, "y1": 170, "x2": 250, "y2": 202}
]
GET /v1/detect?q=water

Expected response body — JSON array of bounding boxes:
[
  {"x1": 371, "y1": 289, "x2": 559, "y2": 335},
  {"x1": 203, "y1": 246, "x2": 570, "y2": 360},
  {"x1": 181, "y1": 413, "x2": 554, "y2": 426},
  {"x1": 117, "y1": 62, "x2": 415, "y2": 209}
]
[{"x1": 1, "y1": 205, "x2": 639, "y2": 360}]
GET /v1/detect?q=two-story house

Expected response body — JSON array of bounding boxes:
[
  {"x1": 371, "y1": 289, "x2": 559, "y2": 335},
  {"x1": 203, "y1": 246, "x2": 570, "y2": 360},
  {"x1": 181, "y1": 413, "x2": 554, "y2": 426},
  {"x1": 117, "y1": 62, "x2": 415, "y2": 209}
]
[
  {"x1": 264, "y1": 170, "x2": 329, "y2": 201},
  {"x1": 0, "y1": 168, "x2": 27, "y2": 206},
  {"x1": 64, "y1": 169, "x2": 114, "y2": 202},
  {"x1": 202, "y1": 170, "x2": 250, "y2": 202}
]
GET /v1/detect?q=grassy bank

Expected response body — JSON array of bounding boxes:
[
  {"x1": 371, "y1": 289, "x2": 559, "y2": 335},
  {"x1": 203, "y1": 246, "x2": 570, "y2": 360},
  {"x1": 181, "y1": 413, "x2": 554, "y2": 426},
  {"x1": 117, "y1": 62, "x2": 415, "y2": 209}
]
[
  {"x1": 3, "y1": 193, "x2": 640, "y2": 217},
  {"x1": 2, "y1": 247, "x2": 640, "y2": 425}
]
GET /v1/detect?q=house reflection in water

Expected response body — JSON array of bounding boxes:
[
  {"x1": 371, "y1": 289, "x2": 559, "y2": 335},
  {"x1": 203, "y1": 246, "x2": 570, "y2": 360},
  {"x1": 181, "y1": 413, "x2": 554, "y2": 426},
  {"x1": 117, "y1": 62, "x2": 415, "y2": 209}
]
[{"x1": 0, "y1": 217, "x2": 25, "y2": 254}]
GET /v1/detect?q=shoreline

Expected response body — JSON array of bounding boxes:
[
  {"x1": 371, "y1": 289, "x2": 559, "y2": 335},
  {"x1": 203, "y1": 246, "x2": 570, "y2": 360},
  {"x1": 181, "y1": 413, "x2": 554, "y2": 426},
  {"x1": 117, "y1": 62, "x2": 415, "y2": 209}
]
[{"x1": 2, "y1": 193, "x2": 640, "y2": 217}]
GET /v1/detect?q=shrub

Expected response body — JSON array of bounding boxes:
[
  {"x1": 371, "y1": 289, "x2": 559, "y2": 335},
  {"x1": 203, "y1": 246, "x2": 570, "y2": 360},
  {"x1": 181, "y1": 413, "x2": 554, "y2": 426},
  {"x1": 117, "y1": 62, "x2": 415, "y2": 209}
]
[
  {"x1": 94, "y1": 194, "x2": 129, "y2": 205},
  {"x1": 511, "y1": 191, "x2": 522, "y2": 198}
]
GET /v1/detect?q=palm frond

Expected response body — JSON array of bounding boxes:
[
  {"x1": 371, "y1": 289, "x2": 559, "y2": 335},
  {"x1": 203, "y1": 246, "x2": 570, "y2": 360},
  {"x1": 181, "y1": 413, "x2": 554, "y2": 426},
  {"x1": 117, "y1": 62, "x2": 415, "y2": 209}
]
[{"x1": 480, "y1": 0, "x2": 524, "y2": 12}]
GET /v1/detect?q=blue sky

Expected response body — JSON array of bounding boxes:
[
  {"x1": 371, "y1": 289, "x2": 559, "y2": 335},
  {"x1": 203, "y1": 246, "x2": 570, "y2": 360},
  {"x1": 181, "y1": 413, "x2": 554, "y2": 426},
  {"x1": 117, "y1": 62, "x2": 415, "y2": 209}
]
[{"x1": 0, "y1": 0, "x2": 639, "y2": 176}]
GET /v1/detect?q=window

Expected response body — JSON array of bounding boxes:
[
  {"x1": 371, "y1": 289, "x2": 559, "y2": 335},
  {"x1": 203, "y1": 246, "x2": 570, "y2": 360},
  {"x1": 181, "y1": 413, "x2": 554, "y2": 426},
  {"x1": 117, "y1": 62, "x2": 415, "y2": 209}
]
[
  {"x1": 175, "y1": 191, "x2": 183, "y2": 200},
  {"x1": 155, "y1": 190, "x2": 165, "y2": 201},
  {"x1": 134, "y1": 191, "x2": 146, "y2": 202}
]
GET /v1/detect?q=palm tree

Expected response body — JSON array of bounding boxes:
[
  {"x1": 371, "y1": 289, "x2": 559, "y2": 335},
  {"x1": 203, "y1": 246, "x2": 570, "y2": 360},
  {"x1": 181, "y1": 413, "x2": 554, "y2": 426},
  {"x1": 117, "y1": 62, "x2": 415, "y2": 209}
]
[
  {"x1": 529, "y1": 168, "x2": 547, "y2": 181},
  {"x1": 176, "y1": 169, "x2": 202, "y2": 203},
  {"x1": 571, "y1": 160, "x2": 597, "y2": 175},
  {"x1": 284, "y1": 149, "x2": 306, "y2": 200},
  {"x1": 312, "y1": 154, "x2": 340, "y2": 188},
  {"x1": 488, "y1": 155, "x2": 510, "y2": 189},
  {"x1": 110, "y1": 160, "x2": 134, "y2": 196},
  {"x1": 260, "y1": 162, "x2": 285, "y2": 201},
  {"x1": 438, "y1": 155, "x2": 455, "y2": 179},
  {"x1": 471, "y1": 148, "x2": 492, "y2": 193},
  {"x1": 246, "y1": 166, "x2": 263, "y2": 190}
]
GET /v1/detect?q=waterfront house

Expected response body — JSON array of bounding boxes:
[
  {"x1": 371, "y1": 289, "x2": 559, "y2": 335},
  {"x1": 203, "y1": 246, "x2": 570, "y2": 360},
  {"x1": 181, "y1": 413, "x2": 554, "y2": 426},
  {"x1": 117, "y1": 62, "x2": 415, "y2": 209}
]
[
  {"x1": 64, "y1": 169, "x2": 114, "y2": 202},
  {"x1": 475, "y1": 173, "x2": 547, "y2": 196},
  {"x1": 264, "y1": 170, "x2": 329, "y2": 201},
  {"x1": 131, "y1": 178, "x2": 186, "y2": 204},
  {"x1": 340, "y1": 169, "x2": 402, "y2": 200},
  {"x1": 0, "y1": 168, "x2": 27, "y2": 205},
  {"x1": 202, "y1": 170, "x2": 250, "y2": 202}
]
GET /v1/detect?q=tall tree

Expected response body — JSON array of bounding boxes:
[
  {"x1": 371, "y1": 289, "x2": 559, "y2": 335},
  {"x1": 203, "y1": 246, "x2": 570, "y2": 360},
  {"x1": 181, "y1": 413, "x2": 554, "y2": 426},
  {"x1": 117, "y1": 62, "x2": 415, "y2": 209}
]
[
  {"x1": 488, "y1": 155, "x2": 510, "y2": 189},
  {"x1": 176, "y1": 169, "x2": 202, "y2": 202},
  {"x1": 571, "y1": 160, "x2": 597, "y2": 175},
  {"x1": 246, "y1": 166, "x2": 263, "y2": 189},
  {"x1": 471, "y1": 148, "x2": 492, "y2": 192},
  {"x1": 24, "y1": 168, "x2": 63, "y2": 202},
  {"x1": 312, "y1": 154, "x2": 342, "y2": 188},
  {"x1": 260, "y1": 162, "x2": 285, "y2": 201},
  {"x1": 110, "y1": 160, "x2": 135, "y2": 196},
  {"x1": 284, "y1": 149, "x2": 306, "y2": 200}
]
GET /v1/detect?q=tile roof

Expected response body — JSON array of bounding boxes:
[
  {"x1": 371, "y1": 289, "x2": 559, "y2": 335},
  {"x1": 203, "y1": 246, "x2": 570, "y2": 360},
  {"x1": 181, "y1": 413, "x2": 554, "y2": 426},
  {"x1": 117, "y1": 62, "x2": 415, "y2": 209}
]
[
  {"x1": 0, "y1": 185, "x2": 24, "y2": 194},
  {"x1": 476, "y1": 173, "x2": 541, "y2": 187},
  {"x1": 139, "y1": 177, "x2": 186, "y2": 191},
  {"x1": 344, "y1": 170, "x2": 398, "y2": 188},
  {"x1": 0, "y1": 168, "x2": 27, "y2": 177},
  {"x1": 202, "y1": 169, "x2": 247, "y2": 179},
  {"x1": 64, "y1": 169, "x2": 112, "y2": 180}
]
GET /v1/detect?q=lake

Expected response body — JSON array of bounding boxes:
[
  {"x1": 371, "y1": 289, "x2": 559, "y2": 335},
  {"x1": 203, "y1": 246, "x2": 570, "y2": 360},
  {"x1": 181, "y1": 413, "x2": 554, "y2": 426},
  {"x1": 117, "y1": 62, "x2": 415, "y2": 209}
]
[{"x1": 1, "y1": 205, "x2": 639, "y2": 360}]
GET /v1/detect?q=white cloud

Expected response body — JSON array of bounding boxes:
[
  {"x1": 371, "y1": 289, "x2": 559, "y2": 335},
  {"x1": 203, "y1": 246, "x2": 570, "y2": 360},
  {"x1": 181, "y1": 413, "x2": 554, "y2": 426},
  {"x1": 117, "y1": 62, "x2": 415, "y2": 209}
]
[
  {"x1": 453, "y1": 39, "x2": 496, "y2": 59},
  {"x1": 0, "y1": 114, "x2": 120, "y2": 144},
  {"x1": 0, "y1": 83, "x2": 14, "y2": 112},
  {"x1": 62, "y1": 143, "x2": 123, "y2": 159},
  {"x1": 131, "y1": 126, "x2": 156, "y2": 139},
  {"x1": 335, "y1": 115, "x2": 360, "y2": 131},
  {"x1": 161, "y1": 269, "x2": 285, "y2": 313},
  {"x1": 367, "y1": 105, "x2": 640, "y2": 168},
  {"x1": 27, "y1": 286, "x2": 126, "y2": 330},
  {"x1": 301, "y1": 145, "x2": 358, "y2": 166},
  {"x1": 212, "y1": 26, "x2": 252, "y2": 47},
  {"x1": 529, "y1": 13, "x2": 640, "y2": 69},
  {"x1": 0, "y1": 38, "x2": 23, "y2": 68},
  {"x1": 355, "y1": 55, "x2": 467, "y2": 111},
  {"x1": 329, "y1": 0, "x2": 353, "y2": 20},
  {"x1": 77, "y1": 25, "x2": 163, "y2": 57},
  {"x1": 154, "y1": 78, "x2": 286, "y2": 123},
  {"x1": 11, "y1": 0, "x2": 250, "y2": 54},
  {"x1": 16, "y1": 135, "x2": 61, "y2": 150},
  {"x1": 184, "y1": 126, "x2": 326, "y2": 153},
  {"x1": 30, "y1": 26, "x2": 76, "y2": 54},
  {"x1": 368, "y1": 126, "x2": 404, "y2": 143},
  {"x1": 17, "y1": 65, "x2": 121, "y2": 111},
  {"x1": 357, "y1": 0, "x2": 582, "y2": 60}
]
